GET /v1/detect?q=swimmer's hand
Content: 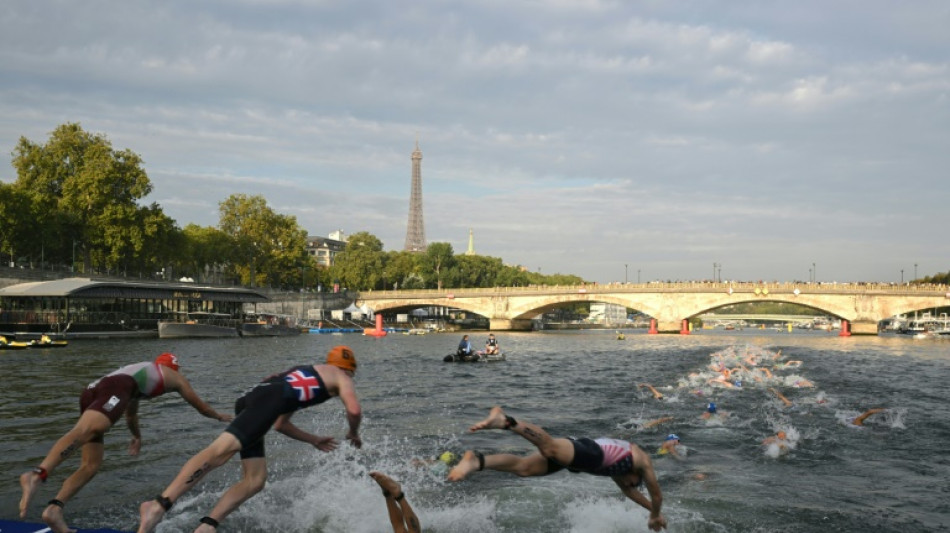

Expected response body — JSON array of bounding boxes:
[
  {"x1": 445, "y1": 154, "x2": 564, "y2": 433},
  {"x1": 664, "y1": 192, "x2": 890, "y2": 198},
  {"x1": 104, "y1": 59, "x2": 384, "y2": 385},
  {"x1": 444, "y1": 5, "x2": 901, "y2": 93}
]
[
  {"x1": 311, "y1": 436, "x2": 338, "y2": 452},
  {"x1": 346, "y1": 431, "x2": 362, "y2": 449},
  {"x1": 648, "y1": 513, "x2": 667, "y2": 531},
  {"x1": 129, "y1": 436, "x2": 141, "y2": 456},
  {"x1": 216, "y1": 412, "x2": 234, "y2": 423}
]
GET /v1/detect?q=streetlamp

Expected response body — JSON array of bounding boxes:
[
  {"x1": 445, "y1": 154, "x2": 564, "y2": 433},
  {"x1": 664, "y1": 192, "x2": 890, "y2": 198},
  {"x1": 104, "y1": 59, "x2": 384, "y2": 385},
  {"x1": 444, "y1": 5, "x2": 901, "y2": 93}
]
[
  {"x1": 625, "y1": 264, "x2": 628, "y2": 283},
  {"x1": 808, "y1": 267, "x2": 812, "y2": 282},
  {"x1": 637, "y1": 269, "x2": 641, "y2": 283},
  {"x1": 901, "y1": 269, "x2": 904, "y2": 284},
  {"x1": 914, "y1": 263, "x2": 918, "y2": 281},
  {"x1": 71, "y1": 240, "x2": 77, "y2": 273},
  {"x1": 812, "y1": 262, "x2": 816, "y2": 282}
]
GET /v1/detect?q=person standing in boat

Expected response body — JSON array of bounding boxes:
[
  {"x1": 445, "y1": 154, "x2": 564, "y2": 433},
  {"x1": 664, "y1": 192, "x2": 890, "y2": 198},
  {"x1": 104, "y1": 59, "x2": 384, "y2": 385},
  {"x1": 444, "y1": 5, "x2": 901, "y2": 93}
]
[
  {"x1": 18, "y1": 353, "x2": 232, "y2": 533},
  {"x1": 484, "y1": 333, "x2": 500, "y2": 355},
  {"x1": 137, "y1": 346, "x2": 362, "y2": 533}
]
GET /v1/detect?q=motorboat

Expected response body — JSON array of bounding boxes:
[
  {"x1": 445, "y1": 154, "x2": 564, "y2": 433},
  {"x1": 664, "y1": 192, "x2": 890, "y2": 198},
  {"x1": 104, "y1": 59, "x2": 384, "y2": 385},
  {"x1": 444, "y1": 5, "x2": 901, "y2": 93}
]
[
  {"x1": 239, "y1": 313, "x2": 302, "y2": 337},
  {"x1": 158, "y1": 312, "x2": 240, "y2": 338},
  {"x1": 443, "y1": 351, "x2": 506, "y2": 362}
]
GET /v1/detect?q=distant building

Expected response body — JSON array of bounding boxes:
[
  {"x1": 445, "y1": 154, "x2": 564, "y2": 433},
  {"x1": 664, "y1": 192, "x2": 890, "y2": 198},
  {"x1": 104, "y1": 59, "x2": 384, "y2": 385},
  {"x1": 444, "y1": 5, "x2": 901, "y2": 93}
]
[
  {"x1": 589, "y1": 302, "x2": 628, "y2": 325},
  {"x1": 466, "y1": 228, "x2": 475, "y2": 255},
  {"x1": 306, "y1": 231, "x2": 347, "y2": 267}
]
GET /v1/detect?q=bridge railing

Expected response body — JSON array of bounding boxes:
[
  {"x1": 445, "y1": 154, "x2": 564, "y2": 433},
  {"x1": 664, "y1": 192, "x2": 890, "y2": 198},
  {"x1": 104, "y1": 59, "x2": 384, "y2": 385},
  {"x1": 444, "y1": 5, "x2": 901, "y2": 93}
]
[{"x1": 358, "y1": 281, "x2": 950, "y2": 299}]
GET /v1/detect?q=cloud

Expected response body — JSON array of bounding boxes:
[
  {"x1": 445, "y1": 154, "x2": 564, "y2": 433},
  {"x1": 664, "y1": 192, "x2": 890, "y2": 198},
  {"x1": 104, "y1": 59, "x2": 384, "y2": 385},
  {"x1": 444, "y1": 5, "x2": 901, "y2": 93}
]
[{"x1": 1, "y1": 0, "x2": 948, "y2": 283}]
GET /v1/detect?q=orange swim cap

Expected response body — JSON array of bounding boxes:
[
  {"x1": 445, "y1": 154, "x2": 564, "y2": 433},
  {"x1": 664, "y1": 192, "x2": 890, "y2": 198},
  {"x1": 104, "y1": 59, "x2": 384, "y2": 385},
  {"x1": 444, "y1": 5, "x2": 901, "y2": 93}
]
[
  {"x1": 155, "y1": 352, "x2": 180, "y2": 371},
  {"x1": 777, "y1": 431, "x2": 787, "y2": 440},
  {"x1": 326, "y1": 345, "x2": 357, "y2": 373}
]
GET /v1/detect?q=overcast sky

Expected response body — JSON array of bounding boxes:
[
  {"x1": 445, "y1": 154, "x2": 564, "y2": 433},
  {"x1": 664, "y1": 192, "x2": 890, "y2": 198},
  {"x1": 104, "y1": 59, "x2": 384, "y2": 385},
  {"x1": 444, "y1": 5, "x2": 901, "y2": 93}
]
[{"x1": 2, "y1": 1, "x2": 948, "y2": 284}]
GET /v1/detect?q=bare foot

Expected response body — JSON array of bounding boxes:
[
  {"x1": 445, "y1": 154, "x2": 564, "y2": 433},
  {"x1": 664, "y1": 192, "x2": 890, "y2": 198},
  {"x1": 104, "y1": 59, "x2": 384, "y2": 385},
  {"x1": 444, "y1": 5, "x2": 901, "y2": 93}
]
[
  {"x1": 137, "y1": 499, "x2": 166, "y2": 533},
  {"x1": 42, "y1": 503, "x2": 77, "y2": 533},
  {"x1": 469, "y1": 406, "x2": 508, "y2": 432},
  {"x1": 446, "y1": 450, "x2": 480, "y2": 482},
  {"x1": 19, "y1": 471, "x2": 42, "y2": 518},
  {"x1": 369, "y1": 471, "x2": 402, "y2": 498}
]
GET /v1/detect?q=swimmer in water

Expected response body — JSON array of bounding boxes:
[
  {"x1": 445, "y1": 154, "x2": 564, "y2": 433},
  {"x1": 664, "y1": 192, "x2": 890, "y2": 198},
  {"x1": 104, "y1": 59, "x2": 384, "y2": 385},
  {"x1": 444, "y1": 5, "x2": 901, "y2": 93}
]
[
  {"x1": 370, "y1": 472, "x2": 421, "y2": 533},
  {"x1": 761, "y1": 431, "x2": 790, "y2": 456},
  {"x1": 448, "y1": 406, "x2": 668, "y2": 531},
  {"x1": 769, "y1": 388, "x2": 793, "y2": 408},
  {"x1": 701, "y1": 402, "x2": 726, "y2": 420},
  {"x1": 850, "y1": 408, "x2": 885, "y2": 426},
  {"x1": 761, "y1": 430, "x2": 788, "y2": 447},
  {"x1": 638, "y1": 383, "x2": 665, "y2": 400},
  {"x1": 658, "y1": 434, "x2": 685, "y2": 460}
]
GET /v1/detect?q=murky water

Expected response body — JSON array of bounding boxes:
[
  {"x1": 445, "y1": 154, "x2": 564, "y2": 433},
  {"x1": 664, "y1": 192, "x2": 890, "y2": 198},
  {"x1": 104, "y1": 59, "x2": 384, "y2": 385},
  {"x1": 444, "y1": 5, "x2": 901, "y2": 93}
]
[{"x1": 2, "y1": 329, "x2": 948, "y2": 532}]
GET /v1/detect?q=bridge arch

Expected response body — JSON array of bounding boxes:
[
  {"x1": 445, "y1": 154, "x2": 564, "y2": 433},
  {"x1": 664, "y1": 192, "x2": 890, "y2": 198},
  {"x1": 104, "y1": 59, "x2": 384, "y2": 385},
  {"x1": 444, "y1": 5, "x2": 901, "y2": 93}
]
[{"x1": 358, "y1": 283, "x2": 950, "y2": 335}]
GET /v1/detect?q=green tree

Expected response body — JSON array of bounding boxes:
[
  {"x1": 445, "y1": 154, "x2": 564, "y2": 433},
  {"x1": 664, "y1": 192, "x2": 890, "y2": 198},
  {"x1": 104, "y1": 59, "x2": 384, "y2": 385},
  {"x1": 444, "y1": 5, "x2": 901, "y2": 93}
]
[
  {"x1": 218, "y1": 194, "x2": 309, "y2": 288},
  {"x1": 421, "y1": 242, "x2": 456, "y2": 290},
  {"x1": 330, "y1": 231, "x2": 386, "y2": 290},
  {"x1": 383, "y1": 250, "x2": 422, "y2": 290},
  {"x1": 454, "y1": 254, "x2": 505, "y2": 288},
  {"x1": 0, "y1": 183, "x2": 34, "y2": 266},
  {"x1": 175, "y1": 224, "x2": 237, "y2": 282},
  {"x1": 10, "y1": 123, "x2": 162, "y2": 273}
]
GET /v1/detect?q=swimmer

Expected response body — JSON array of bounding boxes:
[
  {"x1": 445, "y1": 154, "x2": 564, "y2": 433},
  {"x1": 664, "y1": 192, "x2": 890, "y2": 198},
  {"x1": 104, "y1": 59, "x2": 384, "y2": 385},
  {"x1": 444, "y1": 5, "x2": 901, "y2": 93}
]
[
  {"x1": 850, "y1": 408, "x2": 885, "y2": 426},
  {"x1": 761, "y1": 430, "x2": 788, "y2": 446},
  {"x1": 638, "y1": 383, "x2": 665, "y2": 400},
  {"x1": 701, "y1": 402, "x2": 727, "y2": 421},
  {"x1": 18, "y1": 353, "x2": 231, "y2": 533},
  {"x1": 137, "y1": 346, "x2": 362, "y2": 533},
  {"x1": 658, "y1": 434, "x2": 685, "y2": 460},
  {"x1": 769, "y1": 388, "x2": 793, "y2": 408},
  {"x1": 370, "y1": 472, "x2": 421, "y2": 533},
  {"x1": 448, "y1": 406, "x2": 668, "y2": 531},
  {"x1": 762, "y1": 431, "x2": 790, "y2": 456},
  {"x1": 625, "y1": 416, "x2": 675, "y2": 432},
  {"x1": 411, "y1": 451, "x2": 458, "y2": 476}
]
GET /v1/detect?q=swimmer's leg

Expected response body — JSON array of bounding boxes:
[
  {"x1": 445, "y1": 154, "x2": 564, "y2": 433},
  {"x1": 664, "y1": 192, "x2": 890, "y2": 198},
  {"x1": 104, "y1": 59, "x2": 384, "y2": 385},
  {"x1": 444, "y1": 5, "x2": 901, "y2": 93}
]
[
  {"x1": 371, "y1": 472, "x2": 420, "y2": 533},
  {"x1": 449, "y1": 451, "x2": 550, "y2": 481},
  {"x1": 42, "y1": 440, "x2": 104, "y2": 532},
  {"x1": 195, "y1": 456, "x2": 267, "y2": 533}
]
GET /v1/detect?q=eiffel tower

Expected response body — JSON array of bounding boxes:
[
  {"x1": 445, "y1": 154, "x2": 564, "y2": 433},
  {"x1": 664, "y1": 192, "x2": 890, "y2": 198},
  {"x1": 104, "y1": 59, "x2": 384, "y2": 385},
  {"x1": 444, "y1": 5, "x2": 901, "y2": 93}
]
[{"x1": 404, "y1": 140, "x2": 427, "y2": 252}]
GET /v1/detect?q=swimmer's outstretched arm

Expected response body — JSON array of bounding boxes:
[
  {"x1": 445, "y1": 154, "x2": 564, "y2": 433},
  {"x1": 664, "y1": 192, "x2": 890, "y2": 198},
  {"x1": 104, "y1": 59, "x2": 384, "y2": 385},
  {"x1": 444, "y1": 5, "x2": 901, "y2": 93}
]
[
  {"x1": 641, "y1": 416, "x2": 673, "y2": 429},
  {"x1": 638, "y1": 384, "x2": 664, "y2": 400},
  {"x1": 852, "y1": 408, "x2": 885, "y2": 426},
  {"x1": 769, "y1": 388, "x2": 792, "y2": 407}
]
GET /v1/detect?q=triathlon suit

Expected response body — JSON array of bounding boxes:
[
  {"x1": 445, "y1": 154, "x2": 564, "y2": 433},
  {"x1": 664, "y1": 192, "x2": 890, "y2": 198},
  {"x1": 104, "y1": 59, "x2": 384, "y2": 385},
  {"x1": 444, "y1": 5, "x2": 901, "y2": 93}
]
[
  {"x1": 486, "y1": 338, "x2": 498, "y2": 352},
  {"x1": 225, "y1": 365, "x2": 331, "y2": 459},
  {"x1": 80, "y1": 362, "x2": 168, "y2": 441},
  {"x1": 547, "y1": 438, "x2": 638, "y2": 480}
]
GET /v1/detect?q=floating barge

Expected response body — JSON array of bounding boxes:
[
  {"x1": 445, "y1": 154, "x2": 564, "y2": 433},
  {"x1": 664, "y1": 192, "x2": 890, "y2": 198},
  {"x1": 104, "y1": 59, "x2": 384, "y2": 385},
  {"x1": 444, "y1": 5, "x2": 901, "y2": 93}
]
[{"x1": 0, "y1": 278, "x2": 268, "y2": 339}]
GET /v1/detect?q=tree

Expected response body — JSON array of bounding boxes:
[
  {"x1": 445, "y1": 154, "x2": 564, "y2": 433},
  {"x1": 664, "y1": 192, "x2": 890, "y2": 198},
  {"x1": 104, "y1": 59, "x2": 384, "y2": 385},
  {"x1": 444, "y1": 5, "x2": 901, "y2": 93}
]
[
  {"x1": 454, "y1": 254, "x2": 505, "y2": 288},
  {"x1": 218, "y1": 194, "x2": 309, "y2": 288},
  {"x1": 10, "y1": 123, "x2": 161, "y2": 273},
  {"x1": 421, "y1": 242, "x2": 456, "y2": 290},
  {"x1": 0, "y1": 183, "x2": 33, "y2": 266},
  {"x1": 384, "y1": 250, "x2": 422, "y2": 290},
  {"x1": 175, "y1": 224, "x2": 237, "y2": 282},
  {"x1": 330, "y1": 231, "x2": 386, "y2": 290}
]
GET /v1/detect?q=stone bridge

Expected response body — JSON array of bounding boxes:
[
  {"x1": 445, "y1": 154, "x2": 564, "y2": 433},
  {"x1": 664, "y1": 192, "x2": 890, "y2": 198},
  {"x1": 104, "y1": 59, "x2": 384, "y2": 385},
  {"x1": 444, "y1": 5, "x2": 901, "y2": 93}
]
[{"x1": 357, "y1": 282, "x2": 950, "y2": 335}]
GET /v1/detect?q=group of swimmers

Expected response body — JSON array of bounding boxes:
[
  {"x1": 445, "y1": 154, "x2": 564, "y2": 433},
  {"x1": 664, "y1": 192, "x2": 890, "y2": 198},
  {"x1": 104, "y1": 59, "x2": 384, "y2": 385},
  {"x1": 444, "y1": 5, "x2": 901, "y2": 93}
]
[
  {"x1": 18, "y1": 346, "x2": 669, "y2": 533},
  {"x1": 635, "y1": 345, "x2": 889, "y2": 460}
]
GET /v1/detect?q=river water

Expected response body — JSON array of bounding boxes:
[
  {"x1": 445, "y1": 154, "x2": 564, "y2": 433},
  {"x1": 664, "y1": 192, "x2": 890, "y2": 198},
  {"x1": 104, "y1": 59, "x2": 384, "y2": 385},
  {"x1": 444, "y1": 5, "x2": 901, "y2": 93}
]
[{"x1": 1, "y1": 330, "x2": 948, "y2": 532}]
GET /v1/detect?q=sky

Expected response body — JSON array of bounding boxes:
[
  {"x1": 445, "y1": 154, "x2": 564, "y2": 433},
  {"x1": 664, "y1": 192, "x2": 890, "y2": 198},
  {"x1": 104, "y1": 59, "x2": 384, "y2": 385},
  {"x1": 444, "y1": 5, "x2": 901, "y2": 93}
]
[{"x1": 1, "y1": 1, "x2": 948, "y2": 284}]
